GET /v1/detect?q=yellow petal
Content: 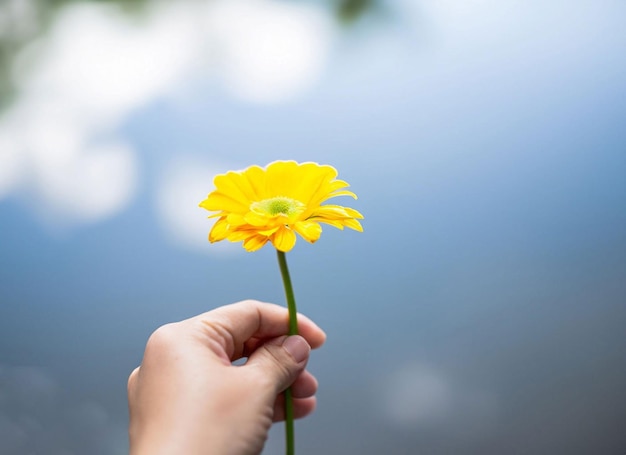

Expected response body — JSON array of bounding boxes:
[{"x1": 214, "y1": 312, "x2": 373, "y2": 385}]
[
  {"x1": 257, "y1": 226, "x2": 280, "y2": 236},
  {"x1": 293, "y1": 220, "x2": 322, "y2": 243},
  {"x1": 310, "y1": 205, "x2": 364, "y2": 221},
  {"x1": 323, "y1": 190, "x2": 357, "y2": 201},
  {"x1": 316, "y1": 219, "x2": 345, "y2": 230},
  {"x1": 342, "y1": 218, "x2": 363, "y2": 232},
  {"x1": 201, "y1": 192, "x2": 248, "y2": 213},
  {"x1": 271, "y1": 226, "x2": 297, "y2": 252},
  {"x1": 243, "y1": 210, "x2": 271, "y2": 227},
  {"x1": 243, "y1": 234, "x2": 269, "y2": 252},
  {"x1": 265, "y1": 161, "x2": 300, "y2": 197},
  {"x1": 310, "y1": 205, "x2": 352, "y2": 220},
  {"x1": 213, "y1": 171, "x2": 257, "y2": 205},
  {"x1": 241, "y1": 165, "x2": 267, "y2": 198},
  {"x1": 227, "y1": 230, "x2": 252, "y2": 242},
  {"x1": 298, "y1": 166, "x2": 338, "y2": 207},
  {"x1": 343, "y1": 207, "x2": 364, "y2": 219},
  {"x1": 208, "y1": 217, "x2": 230, "y2": 242},
  {"x1": 291, "y1": 163, "x2": 338, "y2": 203},
  {"x1": 226, "y1": 213, "x2": 247, "y2": 227}
]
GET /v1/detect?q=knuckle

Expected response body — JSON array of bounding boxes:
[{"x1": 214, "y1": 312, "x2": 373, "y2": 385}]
[
  {"x1": 127, "y1": 367, "x2": 139, "y2": 394},
  {"x1": 143, "y1": 322, "x2": 183, "y2": 358},
  {"x1": 146, "y1": 323, "x2": 179, "y2": 348}
]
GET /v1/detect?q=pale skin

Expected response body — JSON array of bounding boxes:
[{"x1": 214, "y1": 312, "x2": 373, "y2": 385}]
[{"x1": 127, "y1": 300, "x2": 326, "y2": 455}]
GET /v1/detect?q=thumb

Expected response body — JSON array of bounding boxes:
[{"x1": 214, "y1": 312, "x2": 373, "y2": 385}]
[{"x1": 246, "y1": 335, "x2": 311, "y2": 393}]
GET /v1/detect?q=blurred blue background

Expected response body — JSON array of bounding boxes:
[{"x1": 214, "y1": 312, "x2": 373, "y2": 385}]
[{"x1": 1, "y1": 0, "x2": 625, "y2": 453}]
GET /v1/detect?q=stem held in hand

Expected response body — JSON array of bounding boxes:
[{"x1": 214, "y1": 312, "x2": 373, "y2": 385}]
[{"x1": 277, "y1": 250, "x2": 298, "y2": 455}]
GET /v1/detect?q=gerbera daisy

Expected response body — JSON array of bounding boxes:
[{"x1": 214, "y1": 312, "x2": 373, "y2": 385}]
[{"x1": 199, "y1": 160, "x2": 363, "y2": 252}]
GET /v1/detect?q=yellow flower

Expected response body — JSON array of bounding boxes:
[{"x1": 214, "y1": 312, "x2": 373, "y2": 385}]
[{"x1": 199, "y1": 160, "x2": 363, "y2": 252}]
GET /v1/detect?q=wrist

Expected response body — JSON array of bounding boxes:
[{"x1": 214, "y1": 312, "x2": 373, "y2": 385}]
[{"x1": 129, "y1": 418, "x2": 232, "y2": 455}]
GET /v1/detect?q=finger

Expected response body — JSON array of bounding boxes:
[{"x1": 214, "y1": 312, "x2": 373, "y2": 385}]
[
  {"x1": 242, "y1": 332, "x2": 322, "y2": 358},
  {"x1": 188, "y1": 300, "x2": 326, "y2": 360},
  {"x1": 290, "y1": 370, "x2": 318, "y2": 399},
  {"x1": 245, "y1": 335, "x2": 310, "y2": 393},
  {"x1": 272, "y1": 396, "x2": 317, "y2": 422}
]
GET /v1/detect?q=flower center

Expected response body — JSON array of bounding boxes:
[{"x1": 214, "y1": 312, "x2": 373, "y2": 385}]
[{"x1": 251, "y1": 196, "x2": 305, "y2": 217}]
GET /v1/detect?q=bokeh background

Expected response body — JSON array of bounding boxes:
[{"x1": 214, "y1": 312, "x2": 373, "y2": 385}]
[{"x1": 1, "y1": 0, "x2": 625, "y2": 454}]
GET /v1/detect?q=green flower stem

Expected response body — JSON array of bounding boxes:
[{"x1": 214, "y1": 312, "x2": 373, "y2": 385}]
[{"x1": 276, "y1": 250, "x2": 298, "y2": 455}]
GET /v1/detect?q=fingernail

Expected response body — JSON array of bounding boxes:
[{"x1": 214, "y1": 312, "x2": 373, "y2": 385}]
[{"x1": 283, "y1": 336, "x2": 310, "y2": 363}]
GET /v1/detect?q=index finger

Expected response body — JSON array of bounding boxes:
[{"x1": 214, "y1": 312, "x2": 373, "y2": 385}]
[{"x1": 187, "y1": 299, "x2": 326, "y2": 360}]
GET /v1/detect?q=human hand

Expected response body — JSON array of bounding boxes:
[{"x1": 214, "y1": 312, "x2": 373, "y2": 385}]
[{"x1": 127, "y1": 300, "x2": 326, "y2": 455}]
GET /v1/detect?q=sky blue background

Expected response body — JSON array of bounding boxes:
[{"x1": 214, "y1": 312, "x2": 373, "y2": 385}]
[{"x1": 1, "y1": 1, "x2": 625, "y2": 454}]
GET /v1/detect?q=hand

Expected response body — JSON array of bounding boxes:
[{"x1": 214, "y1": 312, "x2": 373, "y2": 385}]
[{"x1": 127, "y1": 300, "x2": 326, "y2": 455}]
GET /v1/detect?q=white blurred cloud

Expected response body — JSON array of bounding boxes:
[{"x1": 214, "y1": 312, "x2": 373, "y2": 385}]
[
  {"x1": 208, "y1": 0, "x2": 333, "y2": 103},
  {"x1": 1, "y1": 0, "x2": 334, "y2": 229},
  {"x1": 43, "y1": 143, "x2": 137, "y2": 222},
  {"x1": 154, "y1": 157, "x2": 242, "y2": 255},
  {"x1": 0, "y1": 132, "x2": 22, "y2": 198},
  {"x1": 1, "y1": 2, "x2": 175, "y2": 224}
]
